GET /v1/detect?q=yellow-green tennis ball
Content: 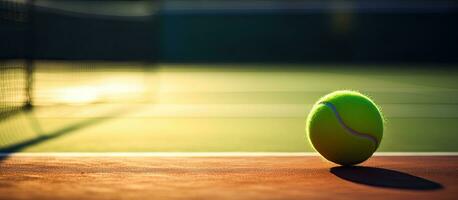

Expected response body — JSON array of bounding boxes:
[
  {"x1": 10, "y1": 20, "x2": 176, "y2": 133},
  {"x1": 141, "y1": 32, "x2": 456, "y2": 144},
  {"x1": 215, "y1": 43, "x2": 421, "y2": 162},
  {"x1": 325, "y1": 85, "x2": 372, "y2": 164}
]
[{"x1": 306, "y1": 90, "x2": 384, "y2": 166}]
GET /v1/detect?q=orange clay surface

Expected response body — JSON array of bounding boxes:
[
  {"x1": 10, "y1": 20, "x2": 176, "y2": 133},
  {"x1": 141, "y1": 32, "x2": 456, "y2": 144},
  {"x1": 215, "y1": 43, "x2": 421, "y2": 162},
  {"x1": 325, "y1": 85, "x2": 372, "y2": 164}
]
[{"x1": 0, "y1": 155, "x2": 456, "y2": 200}]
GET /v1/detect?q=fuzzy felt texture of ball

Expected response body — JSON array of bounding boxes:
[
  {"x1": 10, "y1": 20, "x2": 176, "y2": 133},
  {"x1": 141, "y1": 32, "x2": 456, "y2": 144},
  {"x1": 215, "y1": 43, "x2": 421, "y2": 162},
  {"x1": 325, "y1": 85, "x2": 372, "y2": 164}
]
[{"x1": 306, "y1": 90, "x2": 384, "y2": 166}]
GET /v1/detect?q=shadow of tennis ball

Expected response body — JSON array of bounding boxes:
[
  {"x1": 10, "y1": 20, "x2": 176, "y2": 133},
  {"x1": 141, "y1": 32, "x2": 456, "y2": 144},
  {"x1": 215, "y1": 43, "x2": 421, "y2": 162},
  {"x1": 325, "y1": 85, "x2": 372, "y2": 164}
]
[{"x1": 330, "y1": 166, "x2": 443, "y2": 190}]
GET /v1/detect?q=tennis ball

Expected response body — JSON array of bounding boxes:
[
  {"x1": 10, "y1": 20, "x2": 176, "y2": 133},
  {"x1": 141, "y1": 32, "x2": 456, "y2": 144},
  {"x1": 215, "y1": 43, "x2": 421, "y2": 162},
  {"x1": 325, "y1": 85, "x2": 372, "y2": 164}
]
[{"x1": 306, "y1": 90, "x2": 384, "y2": 166}]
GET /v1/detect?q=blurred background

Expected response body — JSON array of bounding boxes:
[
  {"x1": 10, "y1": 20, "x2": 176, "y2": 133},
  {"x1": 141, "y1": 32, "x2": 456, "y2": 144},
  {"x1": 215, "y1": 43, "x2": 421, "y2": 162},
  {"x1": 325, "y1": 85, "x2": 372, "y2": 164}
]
[{"x1": 1, "y1": 0, "x2": 457, "y2": 153}]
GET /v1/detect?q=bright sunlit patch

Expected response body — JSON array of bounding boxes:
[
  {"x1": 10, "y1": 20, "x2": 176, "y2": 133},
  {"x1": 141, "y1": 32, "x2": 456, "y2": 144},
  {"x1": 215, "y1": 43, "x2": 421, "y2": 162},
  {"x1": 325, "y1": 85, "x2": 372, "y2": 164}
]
[
  {"x1": 96, "y1": 76, "x2": 147, "y2": 102},
  {"x1": 56, "y1": 86, "x2": 99, "y2": 105},
  {"x1": 99, "y1": 82, "x2": 145, "y2": 98},
  {"x1": 53, "y1": 78, "x2": 146, "y2": 105}
]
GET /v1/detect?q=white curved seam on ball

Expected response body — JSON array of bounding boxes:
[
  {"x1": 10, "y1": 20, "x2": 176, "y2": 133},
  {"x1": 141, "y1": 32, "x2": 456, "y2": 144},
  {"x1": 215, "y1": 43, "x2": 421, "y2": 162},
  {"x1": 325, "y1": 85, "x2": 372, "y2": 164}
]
[{"x1": 320, "y1": 102, "x2": 379, "y2": 149}]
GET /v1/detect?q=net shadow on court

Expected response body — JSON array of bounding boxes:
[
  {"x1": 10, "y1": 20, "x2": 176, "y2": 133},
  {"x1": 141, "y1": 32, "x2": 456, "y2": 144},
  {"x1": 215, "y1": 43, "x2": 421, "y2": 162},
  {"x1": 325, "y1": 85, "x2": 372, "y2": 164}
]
[
  {"x1": 0, "y1": 105, "x2": 137, "y2": 162},
  {"x1": 330, "y1": 166, "x2": 443, "y2": 190}
]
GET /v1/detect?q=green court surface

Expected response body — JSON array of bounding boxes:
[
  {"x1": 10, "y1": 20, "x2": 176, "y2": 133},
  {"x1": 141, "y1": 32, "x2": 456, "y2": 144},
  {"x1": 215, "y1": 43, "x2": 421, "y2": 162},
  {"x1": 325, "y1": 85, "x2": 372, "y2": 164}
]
[{"x1": 1, "y1": 62, "x2": 457, "y2": 152}]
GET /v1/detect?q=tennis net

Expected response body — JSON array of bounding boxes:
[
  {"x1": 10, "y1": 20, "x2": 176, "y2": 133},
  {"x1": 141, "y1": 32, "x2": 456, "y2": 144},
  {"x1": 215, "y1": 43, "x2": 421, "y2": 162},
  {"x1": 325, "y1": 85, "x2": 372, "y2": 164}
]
[
  {"x1": 0, "y1": 0, "x2": 33, "y2": 121},
  {"x1": 1, "y1": 0, "x2": 160, "y2": 110}
]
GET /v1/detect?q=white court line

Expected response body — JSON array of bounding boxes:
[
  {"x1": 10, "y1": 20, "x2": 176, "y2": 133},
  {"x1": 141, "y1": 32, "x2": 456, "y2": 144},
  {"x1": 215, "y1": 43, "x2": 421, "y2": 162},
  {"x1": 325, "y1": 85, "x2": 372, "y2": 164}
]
[
  {"x1": 1, "y1": 152, "x2": 458, "y2": 157},
  {"x1": 32, "y1": 104, "x2": 458, "y2": 118}
]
